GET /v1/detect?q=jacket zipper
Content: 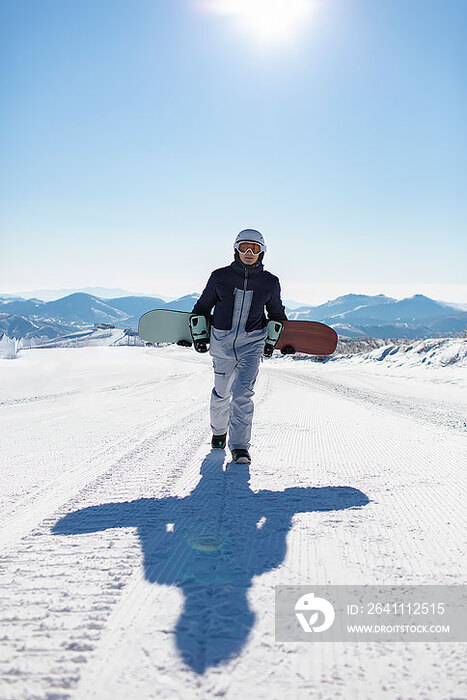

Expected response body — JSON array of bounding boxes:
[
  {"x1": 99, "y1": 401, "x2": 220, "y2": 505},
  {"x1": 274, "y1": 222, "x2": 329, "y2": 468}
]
[{"x1": 232, "y1": 268, "x2": 248, "y2": 361}]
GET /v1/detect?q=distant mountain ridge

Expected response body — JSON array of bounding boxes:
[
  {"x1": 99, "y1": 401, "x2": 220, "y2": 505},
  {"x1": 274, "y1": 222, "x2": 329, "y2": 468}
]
[
  {"x1": 0, "y1": 292, "x2": 203, "y2": 340},
  {"x1": 1, "y1": 291, "x2": 466, "y2": 341},
  {"x1": 0, "y1": 287, "x2": 174, "y2": 302},
  {"x1": 287, "y1": 293, "x2": 467, "y2": 338}
]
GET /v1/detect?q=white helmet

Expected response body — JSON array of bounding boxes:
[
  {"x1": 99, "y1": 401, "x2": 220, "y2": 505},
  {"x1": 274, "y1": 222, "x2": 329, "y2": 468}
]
[{"x1": 234, "y1": 229, "x2": 267, "y2": 252}]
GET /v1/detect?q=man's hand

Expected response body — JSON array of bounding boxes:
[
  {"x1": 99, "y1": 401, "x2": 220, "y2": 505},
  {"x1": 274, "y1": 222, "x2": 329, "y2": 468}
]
[
  {"x1": 263, "y1": 343, "x2": 274, "y2": 357},
  {"x1": 194, "y1": 340, "x2": 209, "y2": 353},
  {"x1": 281, "y1": 345, "x2": 296, "y2": 355}
]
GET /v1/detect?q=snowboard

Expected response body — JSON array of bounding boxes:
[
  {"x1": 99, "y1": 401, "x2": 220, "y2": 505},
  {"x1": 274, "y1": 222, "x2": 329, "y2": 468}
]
[
  {"x1": 275, "y1": 320, "x2": 337, "y2": 356},
  {"x1": 139, "y1": 309, "x2": 193, "y2": 345},
  {"x1": 138, "y1": 309, "x2": 338, "y2": 356}
]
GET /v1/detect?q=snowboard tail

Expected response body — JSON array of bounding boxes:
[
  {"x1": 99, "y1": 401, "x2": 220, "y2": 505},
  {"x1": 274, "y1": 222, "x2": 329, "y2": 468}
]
[{"x1": 277, "y1": 320, "x2": 337, "y2": 356}]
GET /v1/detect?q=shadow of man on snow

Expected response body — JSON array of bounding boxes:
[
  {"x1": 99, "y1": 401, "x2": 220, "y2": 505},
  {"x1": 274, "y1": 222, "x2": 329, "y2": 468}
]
[{"x1": 53, "y1": 451, "x2": 369, "y2": 673}]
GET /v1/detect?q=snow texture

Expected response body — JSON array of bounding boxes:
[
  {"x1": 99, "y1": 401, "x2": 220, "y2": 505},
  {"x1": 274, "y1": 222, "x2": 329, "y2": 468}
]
[{"x1": 0, "y1": 343, "x2": 465, "y2": 699}]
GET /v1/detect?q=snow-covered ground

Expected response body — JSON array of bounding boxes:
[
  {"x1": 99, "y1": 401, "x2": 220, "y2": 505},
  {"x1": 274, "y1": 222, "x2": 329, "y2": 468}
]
[{"x1": 0, "y1": 343, "x2": 466, "y2": 699}]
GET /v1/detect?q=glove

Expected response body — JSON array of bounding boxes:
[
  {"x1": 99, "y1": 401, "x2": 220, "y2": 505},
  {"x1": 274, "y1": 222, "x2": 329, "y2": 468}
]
[
  {"x1": 177, "y1": 340, "x2": 192, "y2": 347},
  {"x1": 281, "y1": 345, "x2": 296, "y2": 355},
  {"x1": 194, "y1": 340, "x2": 209, "y2": 353},
  {"x1": 263, "y1": 343, "x2": 274, "y2": 357}
]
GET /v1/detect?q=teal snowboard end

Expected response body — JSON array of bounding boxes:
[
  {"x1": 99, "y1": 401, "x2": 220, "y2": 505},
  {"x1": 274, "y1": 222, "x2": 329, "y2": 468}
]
[{"x1": 138, "y1": 309, "x2": 193, "y2": 345}]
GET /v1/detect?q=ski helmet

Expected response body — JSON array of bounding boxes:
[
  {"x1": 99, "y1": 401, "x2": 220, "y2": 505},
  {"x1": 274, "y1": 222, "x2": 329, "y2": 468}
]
[{"x1": 234, "y1": 229, "x2": 267, "y2": 252}]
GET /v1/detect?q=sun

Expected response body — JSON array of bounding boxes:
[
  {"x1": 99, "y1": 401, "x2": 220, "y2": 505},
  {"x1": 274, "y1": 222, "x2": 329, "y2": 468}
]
[{"x1": 199, "y1": 0, "x2": 316, "y2": 44}]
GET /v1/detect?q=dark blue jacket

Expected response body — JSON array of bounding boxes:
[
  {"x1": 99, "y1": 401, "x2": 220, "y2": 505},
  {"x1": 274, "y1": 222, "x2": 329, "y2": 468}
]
[{"x1": 192, "y1": 259, "x2": 288, "y2": 331}]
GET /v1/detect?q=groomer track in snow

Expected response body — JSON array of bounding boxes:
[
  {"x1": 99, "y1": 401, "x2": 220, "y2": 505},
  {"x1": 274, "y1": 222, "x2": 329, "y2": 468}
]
[{"x1": 0, "y1": 344, "x2": 465, "y2": 699}]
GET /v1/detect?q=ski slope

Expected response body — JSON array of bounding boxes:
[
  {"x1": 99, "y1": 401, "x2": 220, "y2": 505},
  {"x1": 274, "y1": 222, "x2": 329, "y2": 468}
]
[{"x1": 0, "y1": 345, "x2": 466, "y2": 699}]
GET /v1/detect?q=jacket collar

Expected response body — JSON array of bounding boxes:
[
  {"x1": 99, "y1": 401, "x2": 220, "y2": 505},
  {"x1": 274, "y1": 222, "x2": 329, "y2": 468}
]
[{"x1": 230, "y1": 258, "x2": 264, "y2": 276}]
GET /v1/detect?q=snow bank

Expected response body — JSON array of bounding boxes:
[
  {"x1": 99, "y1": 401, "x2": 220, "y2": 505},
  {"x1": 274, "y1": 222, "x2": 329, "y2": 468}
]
[
  {"x1": 334, "y1": 337, "x2": 467, "y2": 368},
  {"x1": 33, "y1": 328, "x2": 133, "y2": 348},
  {"x1": 0, "y1": 334, "x2": 23, "y2": 359}
]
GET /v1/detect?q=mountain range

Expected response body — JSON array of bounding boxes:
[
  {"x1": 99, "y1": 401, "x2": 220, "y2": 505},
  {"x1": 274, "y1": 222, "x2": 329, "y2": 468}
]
[
  {"x1": 0, "y1": 287, "x2": 175, "y2": 302},
  {"x1": 1, "y1": 292, "x2": 466, "y2": 340}
]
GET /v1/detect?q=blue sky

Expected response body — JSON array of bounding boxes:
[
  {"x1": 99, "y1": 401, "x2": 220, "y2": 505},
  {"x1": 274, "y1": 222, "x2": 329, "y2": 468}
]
[{"x1": 1, "y1": 0, "x2": 466, "y2": 303}]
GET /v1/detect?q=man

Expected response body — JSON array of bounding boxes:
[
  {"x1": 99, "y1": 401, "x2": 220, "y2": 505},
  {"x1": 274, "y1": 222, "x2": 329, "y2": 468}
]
[{"x1": 191, "y1": 229, "x2": 292, "y2": 464}]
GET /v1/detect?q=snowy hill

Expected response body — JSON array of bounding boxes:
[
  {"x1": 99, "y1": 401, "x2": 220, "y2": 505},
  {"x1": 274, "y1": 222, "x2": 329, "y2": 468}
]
[
  {"x1": 0, "y1": 292, "x2": 201, "y2": 339},
  {"x1": 334, "y1": 294, "x2": 457, "y2": 323},
  {"x1": 43, "y1": 293, "x2": 130, "y2": 324},
  {"x1": 0, "y1": 313, "x2": 81, "y2": 340},
  {"x1": 0, "y1": 297, "x2": 46, "y2": 315},
  {"x1": 287, "y1": 293, "x2": 395, "y2": 320},
  {"x1": 333, "y1": 336, "x2": 467, "y2": 368},
  {"x1": 164, "y1": 293, "x2": 200, "y2": 311},
  {"x1": 101, "y1": 295, "x2": 167, "y2": 316}
]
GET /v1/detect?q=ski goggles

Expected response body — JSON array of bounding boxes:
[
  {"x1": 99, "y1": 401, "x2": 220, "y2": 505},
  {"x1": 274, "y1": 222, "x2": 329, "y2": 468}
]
[{"x1": 235, "y1": 241, "x2": 265, "y2": 255}]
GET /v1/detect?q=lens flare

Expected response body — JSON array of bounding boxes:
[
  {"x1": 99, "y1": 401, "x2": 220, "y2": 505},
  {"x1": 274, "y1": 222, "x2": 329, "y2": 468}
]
[{"x1": 199, "y1": 0, "x2": 316, "y2": 44}]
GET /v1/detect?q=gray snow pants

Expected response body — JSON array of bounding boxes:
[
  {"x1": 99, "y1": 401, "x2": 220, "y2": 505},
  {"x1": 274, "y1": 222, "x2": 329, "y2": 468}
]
[{"x1": 209, "y1": 323, "x2": 267, "y2": 451}]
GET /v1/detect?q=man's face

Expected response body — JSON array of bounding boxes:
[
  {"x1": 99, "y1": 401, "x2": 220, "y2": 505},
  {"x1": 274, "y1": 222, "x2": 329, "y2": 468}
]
[{"x1": 238, "y1": 243, "x2": 260, "y2": 265}]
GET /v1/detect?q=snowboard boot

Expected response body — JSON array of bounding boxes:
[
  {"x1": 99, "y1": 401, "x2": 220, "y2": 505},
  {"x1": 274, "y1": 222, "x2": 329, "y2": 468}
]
[
  {"x1": 211, "y1": 433, "x2": 227, "y2": 449},
  {"x1": 231, "y1": 448, "x2": 251, "y2": 464}
]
